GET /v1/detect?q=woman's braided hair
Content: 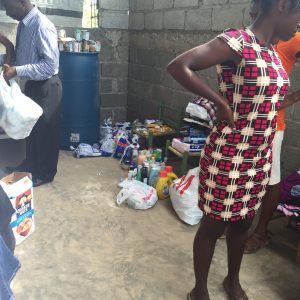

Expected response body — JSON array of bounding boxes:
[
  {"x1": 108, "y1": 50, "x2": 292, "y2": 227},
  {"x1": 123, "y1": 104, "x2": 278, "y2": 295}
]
[{"x1": 260, "y1": 0, "x2": 300, "y2": 15}]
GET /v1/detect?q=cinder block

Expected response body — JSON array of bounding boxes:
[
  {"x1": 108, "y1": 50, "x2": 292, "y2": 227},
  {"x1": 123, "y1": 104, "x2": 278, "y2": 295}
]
[
  {"x1": 164, "y1": 10, "x2": 185, "y2": 30},
  {"x1": 154, "y1": 51, "x2": 175, "y2": 68},
  {"x1": 116, "y1": 46, "x2": 129, "y2": 62},
  {"x1": 174, "y1": 0, "x2": 198, "y2": 8},
  {"x1": 128, "y1": 64, "x2": 144, "y2": 80},
  {"x1": 100, "y1": 0, "x2": 129, "y2": 10},
  {"x1": 154, "y1": 0, "x2": 174, "y2": 10},
  {"x1": 129, "y1": 12, "x2": 145, "y2": 30},
  {"x1": 100, "y1": 46, "x2": 116, "y2": 62},
  {"x1": 101, "y1": 93, "x2": 128, "y2": 107},
  {"x1": 136, "y1": 0, "x2": 154, "y2": 10},
  {"x1": 101, "y1": 62, "x2": 129, "y2": 77},
  {"x1": 131, "y1": 79, "x2": 153, "y2": 99},
  {"x1": 129, "y1": 0, "x2": 137, "y2": 11},
  {"x1": 100, "y1": 107, "x2": 127, "y2": 123},
  {"x1": 143, "y1": 66, "x2": 163, "y2": 84},
  {"x1": 100, "y1": 78, "x2": 113, "y2": 93},
  {"x1": 185, "y1": 8, "x2": 212, "y2": 30},
  {"x1": 212, "y1": 6, "x2": 244, "y2": 31},
  {"x1": 129, "y1": 47, "x2": 138, "y2": 64},
  {"x1": 145, "y1": 11, "x2": 163, "y2": 30},
  {"x1": 137, "y1": 48, "x2": 156, "y2": 66},
  {"x1": 203, "y1": 0, "x2": 227, "y2": 5},
  {"x1": 112, "y1": 78, "x2": 128, "y2": 93},
  {"x1": 152, "y1": 85, "x2": 174, "y2": 103},
  {"x1": 101, "y1": 11, "x2": 129, "y2": 29}
]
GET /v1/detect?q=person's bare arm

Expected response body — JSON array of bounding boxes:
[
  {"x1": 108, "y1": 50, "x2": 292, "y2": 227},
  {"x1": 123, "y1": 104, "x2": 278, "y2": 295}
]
[
  {"x1": 167, "y1": 37, "x2": 241, "y2": 129},
  {"x1": 0, "y1": 33, "x2": 14, "y2": 65},
  {"x1": 280, "y1": 89, "x2": 300, "y2": 109},
  {"x1": 280, "y1": 50, "x2": 300, "y2": 109}
]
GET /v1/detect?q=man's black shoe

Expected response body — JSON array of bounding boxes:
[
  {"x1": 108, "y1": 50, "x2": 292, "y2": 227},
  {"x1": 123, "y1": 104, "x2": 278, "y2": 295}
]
[{"x1": 32, "y1": 178, "x2": 53, "y2": 187}]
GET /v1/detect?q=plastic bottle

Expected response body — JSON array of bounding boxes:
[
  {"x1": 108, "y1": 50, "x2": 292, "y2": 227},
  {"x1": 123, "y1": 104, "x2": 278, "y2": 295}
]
[
  {"x1": 160, "y1": 157, "x2": 168, "y2": 170},
  {"x1": 156, "y1": 170, "x2": 171, "y2": 200},
  {"x1": 141, "y1": 166, "x2": 148, "y2": 185},
  {"x1": 148, "y1": 163, "x2": 161, "y2": 187},
  {"x1": 165, "y1": 166, "x2": 178, "y2": 182},
  {"x1": 132, "y1": 148, "x2": 139, "y2": 166},
  {"x1": 128, "y1": 170, "x2": 134, "y2": 181},
  {"x1": 137, "y1": 165, "x2": 142, "y2": 181},
  {"x1": 137, "y1": 153, "x2": 146, "y2": 165}
]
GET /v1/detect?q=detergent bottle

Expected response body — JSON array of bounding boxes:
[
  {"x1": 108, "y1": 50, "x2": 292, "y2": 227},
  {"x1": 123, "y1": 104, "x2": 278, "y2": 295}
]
[
  {"x1": 165, "y1": 166, "x2": 178, "y2": 182},
  {"x1": 156, "y1": 170, "x2": 171, "y2": 200}
]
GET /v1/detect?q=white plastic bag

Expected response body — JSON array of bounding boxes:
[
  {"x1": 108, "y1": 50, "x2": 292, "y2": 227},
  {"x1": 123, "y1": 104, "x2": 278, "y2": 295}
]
[
  {"x1": 117, "y1": 180, "x2": 158, "y2": 210},
  {"x1": 170, "y1": 167, "x2": 203, "y2": 225},
  {"x1": 70, "y1": 143, "x2": 102, "y2": 158},
  {"x1": 0, "y1": 72, "x2": 43, "y2": 140}
]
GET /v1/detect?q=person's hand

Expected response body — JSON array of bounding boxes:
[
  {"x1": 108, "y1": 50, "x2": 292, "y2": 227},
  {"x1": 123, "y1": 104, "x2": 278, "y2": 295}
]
[
  {"x1": 216, "y1": 100, "x2": 236, "y2": 130},
  {"x1": 280, "y1": 89, "x2": 300, "y2": 110},
  {"x1": 3, "y1": 64, "x2": 17, "y2": 81}
]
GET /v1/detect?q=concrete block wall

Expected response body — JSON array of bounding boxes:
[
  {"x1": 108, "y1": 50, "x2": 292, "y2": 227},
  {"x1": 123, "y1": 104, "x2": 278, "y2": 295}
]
[
  {"x1": 127, "y1": 0, "x2": 300, "y2": 176},
  {"x1": 98, "y1": 0, "x2": 130, "y2": 122},
  {"x1": 127, "y1": 0, "x2": 250, "y2": 122}
]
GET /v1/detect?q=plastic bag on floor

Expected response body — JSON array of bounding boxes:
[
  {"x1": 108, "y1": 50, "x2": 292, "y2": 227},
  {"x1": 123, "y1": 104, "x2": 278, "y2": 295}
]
[
  {"x1": 117, "y1": 180, "x2": 158, "y2": 210},
  {"x1": 0, "y1": 72, "x2": 43, "y2": 140},
  {"x1": 169, "y1": 167, "x2": 203, "y2": 225},
  {"x1": 100, "y1": 133, "x2": 115, "y2": 156},
  {"x1": 70, "y1": 143, "x2": 102, "y2": 158}
]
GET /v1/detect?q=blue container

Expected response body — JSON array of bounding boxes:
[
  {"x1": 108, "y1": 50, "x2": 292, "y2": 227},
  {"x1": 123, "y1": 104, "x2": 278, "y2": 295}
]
[{"x1": 59, "y1": 52, "x2": 100, "y2": 149}]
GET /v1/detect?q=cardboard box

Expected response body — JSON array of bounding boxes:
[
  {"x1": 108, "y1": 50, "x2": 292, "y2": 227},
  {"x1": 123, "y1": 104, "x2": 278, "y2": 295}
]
[{"x1": 1, "y1": 172, "x2": 35, "y2": 245}]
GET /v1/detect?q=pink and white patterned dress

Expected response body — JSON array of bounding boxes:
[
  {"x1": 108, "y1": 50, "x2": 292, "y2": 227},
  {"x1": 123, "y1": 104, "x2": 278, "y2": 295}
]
[{"x1": 199, "y1": 28, "x2": 290, "y2": 222}]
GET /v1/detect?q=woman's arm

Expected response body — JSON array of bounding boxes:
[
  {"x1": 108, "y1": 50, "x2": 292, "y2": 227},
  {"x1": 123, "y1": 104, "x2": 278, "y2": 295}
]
[
  {"x1": 167, "y1": 37, "x2": 241, "y2": 129},
  {"x1": 280, "y1": 89, "x2": 300, "y2": 109},
  {"x1": 0, "y1": 33, "x2": 14, "y2": 65}
]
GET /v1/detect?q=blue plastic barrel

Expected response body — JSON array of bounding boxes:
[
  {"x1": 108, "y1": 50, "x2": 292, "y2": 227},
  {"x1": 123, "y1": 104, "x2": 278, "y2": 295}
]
[{"x1": 59, "y1": 52, "x2": 100, "y2": 149}]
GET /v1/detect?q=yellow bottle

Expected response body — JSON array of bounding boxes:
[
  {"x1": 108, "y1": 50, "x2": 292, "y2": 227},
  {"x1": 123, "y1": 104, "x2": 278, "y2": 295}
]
[
  {"x1": 165, "y1": 166, "x2": 178, "y2": 182},
  {"x1": 156, "y1": 170, "x2": 171, "y2": 200}
]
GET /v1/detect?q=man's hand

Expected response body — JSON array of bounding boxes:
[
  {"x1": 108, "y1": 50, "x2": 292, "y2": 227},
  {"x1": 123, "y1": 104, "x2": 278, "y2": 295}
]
[{"x1": 3, "y1": 64, "x2": 17, "y2": 81}]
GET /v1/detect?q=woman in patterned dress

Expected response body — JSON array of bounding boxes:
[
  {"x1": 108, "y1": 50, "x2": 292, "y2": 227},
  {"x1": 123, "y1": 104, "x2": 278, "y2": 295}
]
[{"x1": 167, "y1": 1, "x2": 300, "y2": 300}]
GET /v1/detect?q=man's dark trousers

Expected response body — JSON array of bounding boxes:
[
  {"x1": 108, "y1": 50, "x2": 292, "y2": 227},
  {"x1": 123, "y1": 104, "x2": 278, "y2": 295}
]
[{"x1": 24, "y1": 75, "x2": 62, "y2": 181}]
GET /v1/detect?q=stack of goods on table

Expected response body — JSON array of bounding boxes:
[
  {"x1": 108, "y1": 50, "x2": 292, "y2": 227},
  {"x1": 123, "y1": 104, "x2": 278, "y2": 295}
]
[
  {"x1": 169, "y1": 98, "x2": 215, "y2": 154},
  {"x1": 171, "y1": 125, "x2": 209, "y2": 154},
  {"x1": 132, "y1": 119, "x2": 176, "y2": 137}
]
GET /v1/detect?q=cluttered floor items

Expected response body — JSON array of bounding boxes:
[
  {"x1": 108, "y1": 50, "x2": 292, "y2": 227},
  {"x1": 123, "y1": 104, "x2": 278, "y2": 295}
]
[{"x1": 69, "y1": 114, "x2": 211, "y2": 225}]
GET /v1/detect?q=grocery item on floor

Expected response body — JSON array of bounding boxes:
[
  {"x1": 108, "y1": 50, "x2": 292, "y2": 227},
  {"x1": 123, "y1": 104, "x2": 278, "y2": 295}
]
[
  {"x1": 117, "y1": 180, "x2": 158, "y2": 210},
  {"x1": 113, "y1": 133, "x2": 130, "y2": 159},
  {"x1": 0, "y1": 72, "x2": 43, "y2": 140},
  {"x1": 170, "y1": 167, "x2": 203, "y2": 225},
  {"x1": 165, "y1": 166, "x2": 178, "y2": 181},
  {"x1": 0, "y1": 236, "x2": 21, "y2": 300},
  {"x1": 0, "y1": 172, "x2": 35, "y2": 245},
  {"x1": 156, "y1": 170, "x2": 171, "y2": 200},
  {"x1": 148, "y1": 164, "x2": 161, "y2": 187},
  {"x1": 70, "y1": 143, "x2": 102, "y2": 158},
  {"x1": 100, "y1": 133, "x2": 115, "y2": 156}
]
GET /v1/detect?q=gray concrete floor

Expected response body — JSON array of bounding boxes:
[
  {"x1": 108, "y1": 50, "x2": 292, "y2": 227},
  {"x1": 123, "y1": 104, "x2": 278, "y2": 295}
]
[{"x1": 2, "y1": 150, "x2": 299, "y2": 300}]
